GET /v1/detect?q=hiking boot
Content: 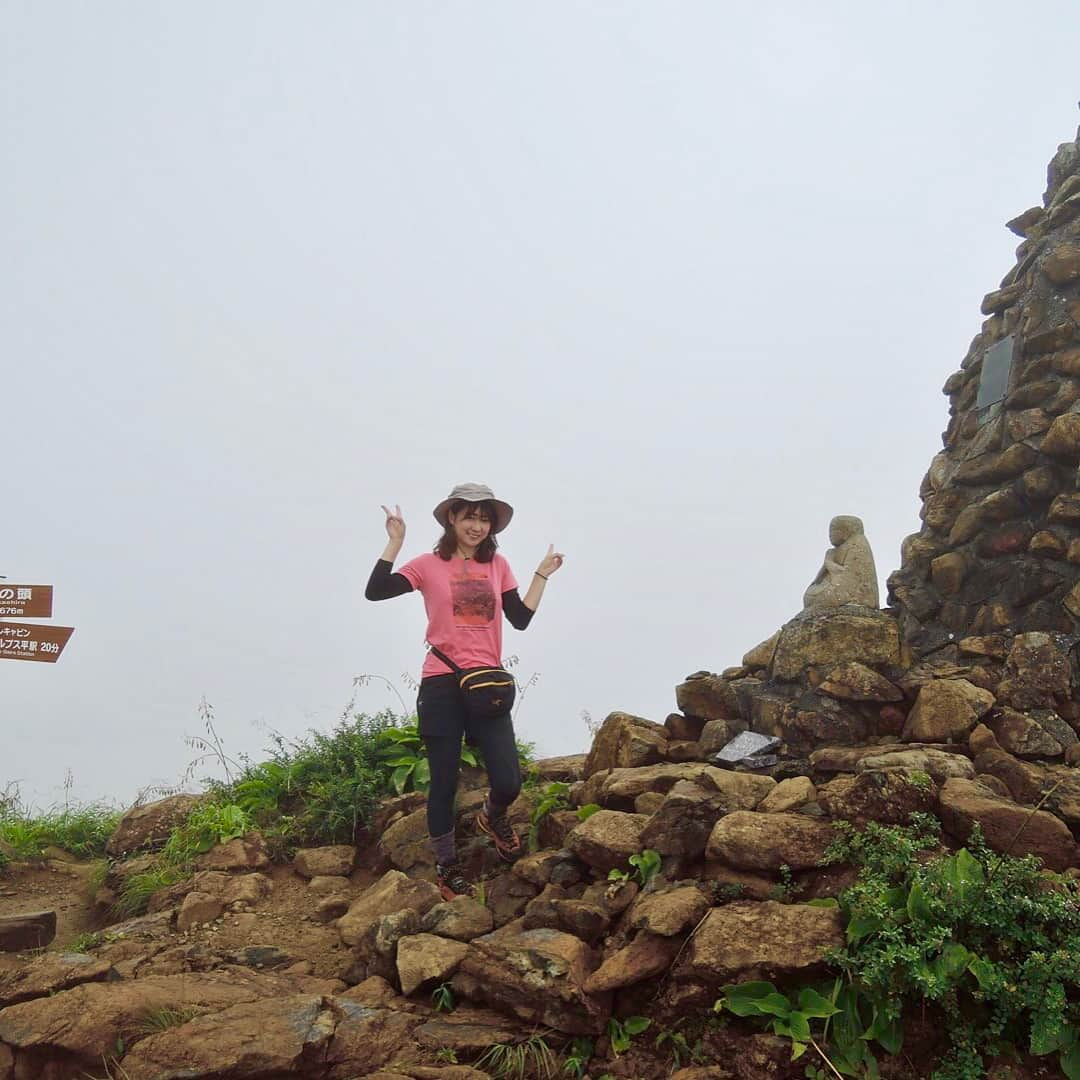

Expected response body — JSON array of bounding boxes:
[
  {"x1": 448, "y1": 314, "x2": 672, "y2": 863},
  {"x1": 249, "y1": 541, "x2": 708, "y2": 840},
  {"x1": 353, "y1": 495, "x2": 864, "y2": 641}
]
[
  {"x1": 476, "y1": 808, "x2": 522, "y2": 863},
  {"x1": 436, "y1": 862, "x2": 474, "y2": 901}
]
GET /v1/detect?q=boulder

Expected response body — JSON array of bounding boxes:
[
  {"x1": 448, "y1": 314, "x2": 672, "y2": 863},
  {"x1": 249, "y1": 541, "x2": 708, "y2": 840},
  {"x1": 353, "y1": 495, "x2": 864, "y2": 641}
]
[
  {"x1": 194, "y1": 833, "x2": 270, "y2": 872},
  {"x1": 987, "y1": 708, "x2": 1065, "y2": 758},
  {"x1": 997, "y1": 632, "x2": 1071, "y2": 709},
  {"x1": 309, "y1": 875, "x2": 353, "y2": 896},
  {"x1": 818, "y1": 662, "x2": 903, "y2": 702},
  {"x1": 676, "y1": 674, "x2": 739, "y2": 721},
  {"x1": 396, "y1": 933, "x2": 470, "y2": 995},
  {"x1": 771, "y1": 606, "x2": 901, "y2": 681},
  {"x1": 627, "y1": 885, "x2": 710, "y2": 937},
  {"x1": 679, "y1": 901, "x2": 843, "y2": 984},
  {"x1": 938, "y1": 778, "x2": 1078, "y2": 871},
  {"x1": 854, "y1": 748, "x2": 975, "y2": 784},
  {"x1": 338, "y1": 870, "x2": 442, "y2": 948},
  {"x1": 640, "y1": 782, "x2": 729, "y2": 859},
  {"x1": 583, "y1": 711, "x2": 669, "y2": 778},
  {"x1": 818, "y1": 770, "x2": 937, "y2": 826},
  {"x1": 510, "y1": 849, "x2": 584, "y2": 889},
  {"x1": 902, "y1": 679, "x2": 995, "y2": 742},
  {"x1": 699, "y1": 718, "x2": 739, "y2": 755},
  {"x1": 582, "y1": 932, "x2": 681, "y2": 993},
  {"x1": 105, "y1": 794, "x2": 202, "y2": 857},
  {"x1": 293, "y1": 845, "x2": 357, "y2": 879},
  {"x1": 705, "y1": 812, "x2": 835, "y2": 872},
  {"x1": 758, "y1": 777, "x2": 817, "y2": 814},
  {"x1": 177, "y1": 892, "x2": 224, "y2": 931},
  {"x1": 0, "y1": 953, "x2": 116, "y2": 1009},
  {"x1": 120, "y1": 995, "x2": 336, "y2": 1080},
  {"x1": 453, "y1": 927, "x2": 610, "y2": 1034},
  {"x1": 564, "y1": 810, "x2": 648, "y2": 874},
  {"x1": 421, "y1": 897, "x2": 495, "y2": 941}
]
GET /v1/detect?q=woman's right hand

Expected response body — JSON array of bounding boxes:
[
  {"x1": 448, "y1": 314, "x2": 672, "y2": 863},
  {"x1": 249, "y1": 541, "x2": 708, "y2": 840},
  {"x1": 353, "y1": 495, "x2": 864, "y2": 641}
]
[{"x1": 381, "y1": 504, "x2": 406, "y2": 544}]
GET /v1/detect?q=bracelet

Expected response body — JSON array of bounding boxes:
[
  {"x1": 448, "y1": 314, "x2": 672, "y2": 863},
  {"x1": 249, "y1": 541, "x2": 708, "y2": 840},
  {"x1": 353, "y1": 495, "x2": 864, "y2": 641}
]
[{"x1": 534, "y1": 571, "x2": 548, "y2": 581}]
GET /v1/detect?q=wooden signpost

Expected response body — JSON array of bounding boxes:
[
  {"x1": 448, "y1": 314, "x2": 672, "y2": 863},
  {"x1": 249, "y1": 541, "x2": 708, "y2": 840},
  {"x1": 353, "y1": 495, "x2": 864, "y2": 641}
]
[{"x1": 0, "y1": 584, "x2": 74, "y2": 663}]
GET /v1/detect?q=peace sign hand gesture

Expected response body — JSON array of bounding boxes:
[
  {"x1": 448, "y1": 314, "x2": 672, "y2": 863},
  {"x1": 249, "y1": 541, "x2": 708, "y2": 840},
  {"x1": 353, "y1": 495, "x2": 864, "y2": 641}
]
[
  {"x1": 536, "y1": 544, "x2": 564, "y2": 579},
  {"x1": 381, "y1": 504, "x2": 406, "y2": 548}
]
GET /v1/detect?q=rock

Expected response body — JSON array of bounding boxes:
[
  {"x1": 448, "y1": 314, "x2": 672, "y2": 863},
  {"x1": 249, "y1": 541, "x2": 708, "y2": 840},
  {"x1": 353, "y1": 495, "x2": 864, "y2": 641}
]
[
  {"x1": 705, "y1": 812, "x2": 835, "y2": 872},
  {"x1": 699, "y1": 718, "x2": 738, "y2": 755},
  {"x1": 582, "y1": 932, "x2": 680, "y2": 993},
  {"x1": 782, "y1": 702, "x2": 869, "y2": 755},
  {"x1": 987, "y1": 708, "x2": 1065, "y2": 758},
  {"x1": 938, "y1": 778, "x2": 1078, "y2": 871},
  {"x1": 484, "y1": 874, "x2": 539, "y2": 929},
  {"x1": 315, "y1": 895, "x2": 351, "y2": 922},
  {"x1": 0, "y1": 969, "x2": 341, "y2": 1071},
  {"x1": 997, "y1": 632, "x2": 1071, "y2": 710},
  {"x1": 818, "y1": 662, "x2": 903, "y2": 702},
  {"x1": 120, "y1": 994, "x2": 337, "y2": 1080},
  {"x1": 0, "y1": 953, "x2": 116, "y2": 1009},
  {"x1": 627, "y1": 885, "x2": 710, "y2": 936},
  {"x1": 676, "y1": 675, "x2": 739, "y2": 721},
  {"x1": 902, "y1": 679, "x2": 995, "y2": 742},
  {"x1": 309, "y1": 875, "x2": 352, "y2": 896},
  {"x1": 105, "y1": 793, "x2": 202, "y2": 857},
  {"x1": 969, "y1": 723, "x2": 1002, "y2": 756},
  {"x1": 665, "y1": 713, "x2": 707, "y2": 741},
  {"x1": 194, "y1": 833, "x2": 270, "y2": 871},
  {"x1": 0, "y1": 911, "x2": 55, "y2": 953},
  {"x1": 549, "y1": 899, "x2": 611, "y2": 944},
  {"x1": 679, "y1": 901, "x2": 843, "y2": 984},
  {"x1": 564, "y1": 810, "x2": 648, "y2": 874},
  {"x1": 633, "y1": 790, "x2": 666, "y2": 816},
  {"x1": 339, "y1": 975, "x2": 399, "y2": 1007},
  {"x1": 818, "y1": 770, "x2": 937, "y2": 825},
  {"x1": 701, "y1": 864, "x2": 777, "y2": 900},
  {"x1": 772, "y1": 606, "x2": 901, "y2": 681},
  {"x1": 582, "y1": 712, "x2": 669, "y2": 778},
  {"x1": 854, "y1": 748, "x2": 975, "y2": 784},
  {"x1": 758, "y1": 777, "x2": 816, "y2": 813},
  {"x1": 974, "y1": 747, "x2": 1050, "y2": 805},
  {"x1": 413, "y1": 1008, "x2": 523, "y2": 1053},
  {"x1": 177, "y1": 892, "x2": 224, "y2": 931},
  {"x1": 640, "y1": 782, "x2": 729, "y2": 859},
  {"x1": 396, "y1": 933, "x2": 470, "y2": 995},
  {"x1": 324, "y1": 1001, "x2": 427, "y2": 1077},
  {"x1": 802, "y1": 516, "x2": 879, "y2": 610},
  {"x1": 1043, "y1": 242, "x2": 1080, "y2": 285},
  {"x1": 597, "y1": 762, "x2": 723, "y2": 803},
  {"x1": 697, "y1": 768, "x2": 776, "y2": 808},
  {"x1": 293, "y1": 845, "x2": 357, "y2": 879},
  {"x1": 421, "y1": 897, "x2": 494, "y2": 941},
  {"x1": 532, "y1": 754, "x2": 588, "y2": 782},
  {"x1": 743, "y1": 632, "x2": 780, "y2": 670},
  {"x1": 338, "y1": 870, "x2": 442, "y2": 948},
  {"x1": 454, "y1": 927, "x2": 609, "y2": 1035},
  {"x1": 959, "y1": 635, "x2": 1009, "y2": 660},
  {"x1": 374, "y1": 908, "x2": 422, "y2": 959},
  {"x1": 511, "y1": 849, "x2": 583, "y2": 889},
  {"x1": 667, "y1": 739, "x2": 706, "y2": 763}
]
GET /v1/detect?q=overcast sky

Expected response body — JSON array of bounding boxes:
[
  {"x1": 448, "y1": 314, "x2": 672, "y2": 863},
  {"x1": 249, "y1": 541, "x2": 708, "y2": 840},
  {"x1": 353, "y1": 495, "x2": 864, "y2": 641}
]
[{"x1": 4, "y1": 2, "x2": 1080, "y2": 809}]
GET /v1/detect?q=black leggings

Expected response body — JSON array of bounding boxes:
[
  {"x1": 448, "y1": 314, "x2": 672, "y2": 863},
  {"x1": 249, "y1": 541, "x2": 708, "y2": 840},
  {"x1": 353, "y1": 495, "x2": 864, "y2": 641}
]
[{"x1": 417, "y1": 673, "x2": 522, "y2": 837}]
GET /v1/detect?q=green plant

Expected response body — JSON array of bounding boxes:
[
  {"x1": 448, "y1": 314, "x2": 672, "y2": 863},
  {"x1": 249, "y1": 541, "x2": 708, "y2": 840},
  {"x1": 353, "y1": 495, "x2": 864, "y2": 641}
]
[
  {"x1": 0, "y1": 800, "x2": 119, "y2": 862},
  {"x1": 606, "y1": 867, "x2": 629, "y2": 884},
  {"x1": 431, "y1": 982, "x2": 455, "y2": 1012},
  {"x1": 528, "y1": 782, "x2": 572, "y2": 851},
  {"x1": 768, "y1": 863, "x2": 802, "y2": 903},
  {"x1": 159, "y1": 802, "x2": 251, "y2": 864},
  {"x1": 68, "y1": 931, "x2": 103, "y2": 953},
  {"x1": 907, "y1": 770, "x2": 933, "y2": 793},
  {"x1": 628, "y1": 849, "x2": 661, "y2": 887},
  {"x1": 377, "y1": 724, "x2": 434, "y2": 795},
  {"x1": 434, "y1": 1047, "x2": 459, "y2": 1064},
  {"x1": 715, "y1": 981, "x2": 847, "y2": 1072},
  {"x1": 818, "y1": 815, "x2": 1080, "y2": 1078},
  {"x1": 606, "y1": 1015, "x2": 650, "y2": 1055},
  {"x1": 576, "y1": 803, "x2": 601, "y2": 822},
  {"x1": 562, "y1": 1035, "x2": 593, "y2": 1077},
  {"x1": 473, "y1": 879, "x2": 487, "y2": 907},
  {"x1": 654, "y1": 1024, "x2": 703, "y2": 1068},
  {"x1": 476, "y1": 1034, "x2": 558, "y2": 1079},
  {"x1": 112, "y1": 863, "x2": 188, "y2": 919},
  {"x1": 136, "y1": 1005, "x2": 203, "y2": 1033}
]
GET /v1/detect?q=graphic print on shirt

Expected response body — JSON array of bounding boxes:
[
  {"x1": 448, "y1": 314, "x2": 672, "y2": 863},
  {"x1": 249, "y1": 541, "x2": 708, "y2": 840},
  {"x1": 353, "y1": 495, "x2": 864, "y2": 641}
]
[{"x1": 450, "y1": 568, "x2": 495, "y2": 626}]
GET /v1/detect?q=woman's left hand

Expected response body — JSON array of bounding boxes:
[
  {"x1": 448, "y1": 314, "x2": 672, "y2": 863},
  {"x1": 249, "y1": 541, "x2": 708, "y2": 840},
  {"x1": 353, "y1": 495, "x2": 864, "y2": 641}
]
[{"x1": 536, "y1": 544, "x2": 565, "y2": 578}]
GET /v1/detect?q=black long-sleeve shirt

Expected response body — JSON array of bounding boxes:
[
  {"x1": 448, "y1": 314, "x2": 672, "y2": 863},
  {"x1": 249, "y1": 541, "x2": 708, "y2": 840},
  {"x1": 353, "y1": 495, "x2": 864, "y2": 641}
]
[{"x1": 365, "y1": 559, "x2": 534, "y2": 630}]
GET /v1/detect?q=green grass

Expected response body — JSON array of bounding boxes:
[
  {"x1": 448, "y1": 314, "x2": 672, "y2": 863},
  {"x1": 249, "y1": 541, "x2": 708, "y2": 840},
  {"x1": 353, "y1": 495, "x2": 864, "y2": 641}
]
[
  {"x1": 475, "y1": 1035, "x2": 558, "y2": 1080},
  {"x1": 0, "y1": 800, "x2": 120, "y2": 861},
  {"x1": 136, "y1": 1005, "x2": 204, "y2": 1034}
]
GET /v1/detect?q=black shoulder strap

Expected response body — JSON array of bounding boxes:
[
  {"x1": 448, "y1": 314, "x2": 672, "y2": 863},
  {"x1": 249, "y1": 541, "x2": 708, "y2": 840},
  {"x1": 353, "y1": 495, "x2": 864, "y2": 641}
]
[{"x1": 427, "y1": 643, "x2": 463, "y2": 675}]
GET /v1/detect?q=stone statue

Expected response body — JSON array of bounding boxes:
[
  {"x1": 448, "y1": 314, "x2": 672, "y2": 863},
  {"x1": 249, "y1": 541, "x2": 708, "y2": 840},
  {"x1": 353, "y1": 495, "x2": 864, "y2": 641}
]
[{"x1": 802, "y1": 515, "x2": 879, "y2": 610}]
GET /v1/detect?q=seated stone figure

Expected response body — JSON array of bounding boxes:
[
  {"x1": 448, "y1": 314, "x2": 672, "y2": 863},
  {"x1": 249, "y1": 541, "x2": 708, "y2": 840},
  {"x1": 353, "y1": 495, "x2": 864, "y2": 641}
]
[{"x1": 802, "y1": 515, "x2": 879, "y2": 610}]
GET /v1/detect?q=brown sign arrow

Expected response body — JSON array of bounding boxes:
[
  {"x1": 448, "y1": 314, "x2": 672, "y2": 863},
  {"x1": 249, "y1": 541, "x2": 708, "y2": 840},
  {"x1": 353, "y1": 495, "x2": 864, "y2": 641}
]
[
  {"x1": 0, "y1": 621, "x2": 74, "y2": 663},
  {"x1": 0, "y1": 585, "x2": 53, "y2": 619}
]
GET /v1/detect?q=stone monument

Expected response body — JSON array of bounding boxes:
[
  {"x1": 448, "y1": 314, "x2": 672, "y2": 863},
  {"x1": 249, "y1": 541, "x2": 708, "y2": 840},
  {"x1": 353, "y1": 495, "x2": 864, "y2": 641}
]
[
  {"x1": 888, "y1": 122, "x2": 1080, "y2": 654},
  {"x1": 802, "y1": 515, "x2": 880, "y2": 610}
]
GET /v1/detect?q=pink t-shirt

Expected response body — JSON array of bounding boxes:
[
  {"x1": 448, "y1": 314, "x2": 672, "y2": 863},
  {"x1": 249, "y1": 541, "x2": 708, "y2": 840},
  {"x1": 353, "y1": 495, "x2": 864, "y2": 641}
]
[{"x1": 397, "y1": 552, "x2": 518, "y2": 678}]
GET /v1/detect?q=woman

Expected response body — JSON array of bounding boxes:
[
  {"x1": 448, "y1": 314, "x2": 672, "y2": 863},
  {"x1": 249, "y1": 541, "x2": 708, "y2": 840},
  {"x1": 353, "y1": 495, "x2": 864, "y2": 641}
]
[{"x1": 365, "y1": 482, "x2": 563, "y2": 900}]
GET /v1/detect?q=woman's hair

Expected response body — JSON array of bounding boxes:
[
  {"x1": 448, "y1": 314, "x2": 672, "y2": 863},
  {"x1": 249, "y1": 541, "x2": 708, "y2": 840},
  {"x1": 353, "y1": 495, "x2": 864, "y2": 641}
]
[{"x1": 435, "y1": 500, "x2": 499, "y2": 562}]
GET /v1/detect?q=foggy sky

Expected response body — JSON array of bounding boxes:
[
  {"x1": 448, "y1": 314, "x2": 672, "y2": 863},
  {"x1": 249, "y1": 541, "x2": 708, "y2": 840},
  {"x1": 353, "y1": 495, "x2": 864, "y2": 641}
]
[{"x1": 5, "y1": 1, "x2": 1080, "y2": 807}]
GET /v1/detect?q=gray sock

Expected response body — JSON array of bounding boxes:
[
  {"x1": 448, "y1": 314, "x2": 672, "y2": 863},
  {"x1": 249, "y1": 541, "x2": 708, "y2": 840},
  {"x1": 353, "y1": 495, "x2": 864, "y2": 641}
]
[{"x1": 430, "y1": 829, "x2": 457, "y2": 866}]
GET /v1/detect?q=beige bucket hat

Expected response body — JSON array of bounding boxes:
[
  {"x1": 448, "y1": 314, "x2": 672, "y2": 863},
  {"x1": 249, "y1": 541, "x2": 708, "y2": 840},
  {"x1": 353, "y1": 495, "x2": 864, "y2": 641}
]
[{"x1": 432, "y1": 483, "x2": 514, "y2": 534}]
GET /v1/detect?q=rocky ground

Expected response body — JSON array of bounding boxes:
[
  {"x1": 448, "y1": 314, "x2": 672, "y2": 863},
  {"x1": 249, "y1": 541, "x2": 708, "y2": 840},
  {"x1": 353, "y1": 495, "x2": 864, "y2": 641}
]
[{"x1": 3, "y1": 605, "x2": 1080, "y2": 1079}]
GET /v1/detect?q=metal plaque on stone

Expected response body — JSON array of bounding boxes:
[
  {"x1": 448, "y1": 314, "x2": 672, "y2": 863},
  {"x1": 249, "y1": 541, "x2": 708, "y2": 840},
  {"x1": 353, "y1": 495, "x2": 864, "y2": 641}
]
[
  {"x1": 975, "y1": 335, "x2": 1015, "y2": 411},
  {"x1": 710, "y1": 731, "x2": 781, "y2": 766}
]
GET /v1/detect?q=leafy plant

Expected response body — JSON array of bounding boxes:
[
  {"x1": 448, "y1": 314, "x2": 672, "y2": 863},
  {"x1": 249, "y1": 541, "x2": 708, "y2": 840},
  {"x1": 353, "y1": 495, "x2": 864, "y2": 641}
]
[
  {"x1": 431, "y1": 982, "x2": 455, "y2": 1012},
  {"x1": 528, "y1": 782, "x2": 571, "y2": 852},
  {"x1": 654, "y1": 1024, "x2": 703, "y2": 1068},
  {"x1": 628, "y1": 849, "x2": 661, "y2": 887},
  {"x1": 68, "y1": 931, "x2": 103, "y2": 953},
  {"x1": 576, "y1": 803, "x2": 601, "y2": 822},
  {"x1": 562, "y1": 1035, "x2": 593, "y2": 1078},
  {"x1": 769, "y1": 863, "x2": 803, "y2": 903},
  {"x1": 607, "y1": 867, "x2": 630, "y2": 884},
  {"x1": 476, "y1": 1034, "x2": 558, "y2": 1079},
  {"x1": 0, "y1": 799, "x2": 119, "y2": 861},
  {"x1": 377, "y1": 725, "x2": 433, "y2": 795},
  {"x1": 434, "y1": 1047, "x2": 459, "y2": 1064},
  {"x1": 606, "y1": 1015, "x2": 650, "y2": 1055}
]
